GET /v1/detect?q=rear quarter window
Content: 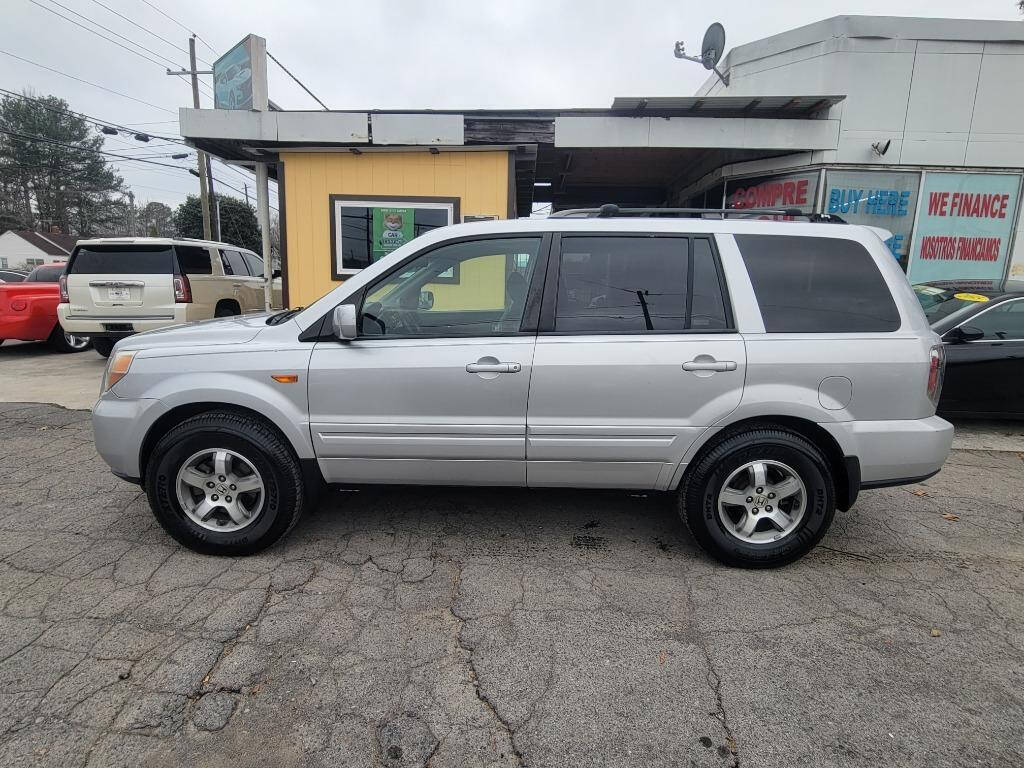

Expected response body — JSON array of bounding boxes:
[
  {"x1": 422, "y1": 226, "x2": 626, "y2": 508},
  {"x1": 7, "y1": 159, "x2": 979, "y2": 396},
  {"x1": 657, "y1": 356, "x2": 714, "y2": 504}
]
[
  {"x1": 735, "y1": 234, "x2": 901, "y2": 333},
  {"x1": 68, "y1": 246, "x2": 176, "y2": 275},
  {"x1": 176, "y1": 246, "x2": 213, "y2": 275}
]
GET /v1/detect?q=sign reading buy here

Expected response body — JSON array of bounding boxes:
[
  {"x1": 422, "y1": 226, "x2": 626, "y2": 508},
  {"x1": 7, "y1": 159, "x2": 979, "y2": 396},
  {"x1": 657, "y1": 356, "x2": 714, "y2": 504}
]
[{"x1": 909, "y1": 172, "x2": 1022, "y2": 284}]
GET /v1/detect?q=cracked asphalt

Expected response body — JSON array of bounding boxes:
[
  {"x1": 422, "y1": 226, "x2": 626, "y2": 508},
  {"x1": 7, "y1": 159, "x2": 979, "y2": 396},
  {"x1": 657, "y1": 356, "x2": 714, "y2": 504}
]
[{"x1": 0, "y1": 402, "x2": 1021, "y2": 768}]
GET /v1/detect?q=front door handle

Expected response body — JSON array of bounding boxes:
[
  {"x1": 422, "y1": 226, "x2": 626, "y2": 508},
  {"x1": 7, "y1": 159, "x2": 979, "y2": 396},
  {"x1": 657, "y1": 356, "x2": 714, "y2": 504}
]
[
  {"x1": 683, "y1": 359, "x2": 737, "y2": 372},
  {"x1": 466, "y1": 361, "x2": 521, "y2": 373}
]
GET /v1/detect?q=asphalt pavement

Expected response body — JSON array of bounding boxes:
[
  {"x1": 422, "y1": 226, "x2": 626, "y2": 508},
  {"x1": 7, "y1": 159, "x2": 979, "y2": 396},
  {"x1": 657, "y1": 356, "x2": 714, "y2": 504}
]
[{"x1": 0, "y1": 401, "x2": 1021, "y2": 767}]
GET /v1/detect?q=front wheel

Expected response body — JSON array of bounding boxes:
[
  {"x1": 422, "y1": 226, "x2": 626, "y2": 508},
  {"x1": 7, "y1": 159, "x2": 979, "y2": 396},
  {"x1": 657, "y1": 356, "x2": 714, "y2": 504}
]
[
  {"x1": 679, "y1": 426, "x2": 835, "y2": 568},
  {"x1": 92, "y1": 337, "x2": 115, "y2": 358},
  {"x1": 145, "y1": 410, "x2": 306, "y2": 555}
]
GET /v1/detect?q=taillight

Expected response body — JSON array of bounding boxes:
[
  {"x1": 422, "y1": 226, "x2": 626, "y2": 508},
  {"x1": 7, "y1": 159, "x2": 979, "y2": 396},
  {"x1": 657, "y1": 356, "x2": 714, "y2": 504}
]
[
  {"x1": 927, "y1": 344, "x2": 945, "y2": 406},
  {"x1": 173, "y1": 274, "x2": 192, "y2": 303},
  {"x1": 59, "y1": 274, "x2": 69, "y2": 302}
]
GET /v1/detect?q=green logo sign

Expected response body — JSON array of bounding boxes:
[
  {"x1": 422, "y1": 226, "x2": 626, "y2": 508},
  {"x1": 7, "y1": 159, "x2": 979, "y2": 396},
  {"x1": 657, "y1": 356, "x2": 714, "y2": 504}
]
[{"x1": 372, "y1": 207, "x2": 414, "y2": 262}]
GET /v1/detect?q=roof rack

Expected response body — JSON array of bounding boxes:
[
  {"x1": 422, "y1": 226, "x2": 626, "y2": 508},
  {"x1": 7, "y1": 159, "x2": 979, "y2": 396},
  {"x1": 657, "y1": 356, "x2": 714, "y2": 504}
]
[{"x1": 549, "y1": 204, "x2": 846, "y2": 223}]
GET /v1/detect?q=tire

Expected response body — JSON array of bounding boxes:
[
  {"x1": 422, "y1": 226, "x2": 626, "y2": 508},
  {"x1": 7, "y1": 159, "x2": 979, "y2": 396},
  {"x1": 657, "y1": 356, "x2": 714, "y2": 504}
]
[
  {"x1": 678, "y1": 426, "x2": 835, "y2": 568},
  {"x1": 92, "y1": 338, "x2": 115, "y2": 358},
  {"x1": 215, "y1": 301, "x2": 240, "y2": 318},
  {"x1": 145, "y1": 410, "x2": 306, "y2": 555},
  {"x1": 48, "y1": 326, "x2": 92, "y2": 353}
]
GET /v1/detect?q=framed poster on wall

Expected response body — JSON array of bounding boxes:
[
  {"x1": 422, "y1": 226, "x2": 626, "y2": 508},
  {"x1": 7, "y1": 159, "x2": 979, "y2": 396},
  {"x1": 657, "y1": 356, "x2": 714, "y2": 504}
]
[
  {"x1": 907, "y1": 173, "x2": 1022, "y2": 286},
  {"x1": 330, "y1": 195, "x2": 460, "y2": 278}
]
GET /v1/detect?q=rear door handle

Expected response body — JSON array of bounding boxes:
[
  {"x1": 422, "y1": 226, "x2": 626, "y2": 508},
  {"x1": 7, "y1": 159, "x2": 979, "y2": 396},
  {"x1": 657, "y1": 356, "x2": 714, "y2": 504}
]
[
  {"x1": 683, "y1": 360, "x2": 737, "y2": 372},
  {"x1": 466, "y1": 362, "x2": 521, "y2": 373}
]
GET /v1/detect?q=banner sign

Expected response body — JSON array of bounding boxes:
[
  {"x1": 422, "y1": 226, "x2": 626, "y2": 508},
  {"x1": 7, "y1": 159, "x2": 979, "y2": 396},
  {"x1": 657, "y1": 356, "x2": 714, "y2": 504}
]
[
  {"x1": 372, "y1": 207, "x2": 414, "y2": 261},
  {"x1": 825, "y1": 170, "x2": 921, "y2": 262},
  {"x1": 725, "y1": 171, "x2": 818, "y2": 215},
  {"x1": 907, "y1": 172, "x2": 1022, "y2": 284}
]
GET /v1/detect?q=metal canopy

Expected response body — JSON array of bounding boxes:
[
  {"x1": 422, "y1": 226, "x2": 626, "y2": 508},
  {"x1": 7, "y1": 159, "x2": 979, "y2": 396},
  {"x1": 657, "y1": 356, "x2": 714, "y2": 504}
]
[{"x1": 610, "y1": 95, "x2": 845, "y2": 118}]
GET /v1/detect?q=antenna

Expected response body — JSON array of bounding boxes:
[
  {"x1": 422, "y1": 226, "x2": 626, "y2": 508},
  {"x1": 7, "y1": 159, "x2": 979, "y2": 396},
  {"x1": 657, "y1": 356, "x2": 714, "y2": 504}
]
[{"x1": 674, "y1": 22, "x2": 730, "y2": 87}]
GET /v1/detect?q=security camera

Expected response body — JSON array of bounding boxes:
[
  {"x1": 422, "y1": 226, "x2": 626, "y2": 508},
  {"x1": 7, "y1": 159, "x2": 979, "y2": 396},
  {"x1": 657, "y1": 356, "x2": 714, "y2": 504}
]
[{"x1": 871, "y1": 139, "x2": 891, "y2": 157}]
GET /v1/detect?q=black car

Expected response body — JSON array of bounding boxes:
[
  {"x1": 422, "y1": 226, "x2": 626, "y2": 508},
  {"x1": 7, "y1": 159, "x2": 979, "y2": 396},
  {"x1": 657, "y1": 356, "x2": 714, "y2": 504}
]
[
  {"x1": 914, "y1": 282, "x2": 1024, "y2": 419},
  {"x1": 0, "y1": 269, "x2": 28, "y2": 282}
]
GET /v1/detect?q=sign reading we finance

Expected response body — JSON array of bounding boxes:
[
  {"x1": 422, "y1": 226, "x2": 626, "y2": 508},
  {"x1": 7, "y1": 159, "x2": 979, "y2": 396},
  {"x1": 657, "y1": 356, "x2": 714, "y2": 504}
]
[{"x1": 908, "y1": 172, "x2": 1022, "y2": 284}]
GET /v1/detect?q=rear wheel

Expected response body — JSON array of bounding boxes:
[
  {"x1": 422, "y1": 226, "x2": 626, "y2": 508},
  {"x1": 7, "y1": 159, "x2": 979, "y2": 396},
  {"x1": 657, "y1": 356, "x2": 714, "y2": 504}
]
[
  {"x1": 92, "y1": 338, "x2": 115, "y2": 358},
  {"x1": 145, "y1": 410, "x2": 306, "y2": 555},
  {"x1": 679, "y1": 426, "x2": 835, "y2": 568},
  {"x1": 48, "y1": 326, "x2": 91, "y2": 353}
]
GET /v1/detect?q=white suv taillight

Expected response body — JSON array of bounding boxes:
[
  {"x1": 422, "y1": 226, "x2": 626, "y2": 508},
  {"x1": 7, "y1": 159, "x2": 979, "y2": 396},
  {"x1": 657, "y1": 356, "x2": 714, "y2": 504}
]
[
  {"x1": 173, "y1": 274, "x2": 192, "y2": 303},
  {"x1": 59, "y1": 274, "x2": 69, "y2": 303},
  {"x1": 927, "y1": 344, "x2": 946, "y2": 406}
]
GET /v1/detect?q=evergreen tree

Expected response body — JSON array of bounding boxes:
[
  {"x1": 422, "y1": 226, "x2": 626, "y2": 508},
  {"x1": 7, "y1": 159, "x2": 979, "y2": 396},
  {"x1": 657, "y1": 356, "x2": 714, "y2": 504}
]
[{"x1": 173, "y1": 194, "x2": 262, "y2": 254}]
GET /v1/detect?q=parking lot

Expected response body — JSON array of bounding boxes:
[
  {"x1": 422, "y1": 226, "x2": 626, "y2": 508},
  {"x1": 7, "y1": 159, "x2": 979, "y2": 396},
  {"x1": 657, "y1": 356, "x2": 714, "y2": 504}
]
[{"x1": 0, "y1": 345, "x2": 1022, "y2": 768}]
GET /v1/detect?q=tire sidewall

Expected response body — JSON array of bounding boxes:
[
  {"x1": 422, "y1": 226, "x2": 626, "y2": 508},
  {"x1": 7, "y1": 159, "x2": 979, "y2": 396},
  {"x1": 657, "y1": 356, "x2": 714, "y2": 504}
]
[
  {"x1": 92, "y1": 338, "x2": 115, "y2": 357},
  {"x1": 689, "y1": 434, "x2": 834, "y2": 567},
  {"x1": 147, "y1": 426, "x2": 297, "y2": 554}
]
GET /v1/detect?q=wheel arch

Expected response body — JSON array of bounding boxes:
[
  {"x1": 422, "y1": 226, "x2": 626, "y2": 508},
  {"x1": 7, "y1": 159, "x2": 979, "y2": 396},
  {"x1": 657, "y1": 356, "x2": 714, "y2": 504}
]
[
  {"x1": 675, "y1": 415, "x2": 859, "y2": 511},
  {"x1": 215, "y1": 298, "x2": 241, "y2": 316},
  {"x1": 138, "y1": 402, "x2": 323, "y2": 489}
]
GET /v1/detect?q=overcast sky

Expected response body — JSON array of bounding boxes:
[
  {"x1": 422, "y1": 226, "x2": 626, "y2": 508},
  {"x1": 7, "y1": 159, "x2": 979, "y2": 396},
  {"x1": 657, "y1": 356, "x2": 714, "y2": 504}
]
[{"x1": 2, "y1": 0, "x2": 1022, "y2": 211}]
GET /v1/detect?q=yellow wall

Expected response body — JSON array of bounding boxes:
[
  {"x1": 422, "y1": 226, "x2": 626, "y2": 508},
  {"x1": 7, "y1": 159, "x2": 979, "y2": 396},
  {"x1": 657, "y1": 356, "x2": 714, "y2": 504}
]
[{"x1": 281, "y1": 150, "x2": 511, "y2": 307}]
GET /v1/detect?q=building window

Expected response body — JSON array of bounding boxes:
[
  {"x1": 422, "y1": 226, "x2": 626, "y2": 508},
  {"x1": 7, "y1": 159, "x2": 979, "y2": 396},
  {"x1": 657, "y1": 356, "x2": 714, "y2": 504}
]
[{"x1": 330, "y1": 195, "x2": 460, "y2": 279}]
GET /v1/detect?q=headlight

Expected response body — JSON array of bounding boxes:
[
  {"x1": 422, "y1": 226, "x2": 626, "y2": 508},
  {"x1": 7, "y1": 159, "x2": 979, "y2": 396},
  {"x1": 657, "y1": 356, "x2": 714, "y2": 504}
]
[{"x1": 102, "y1": 351, "x2": 136, "y2": 393}]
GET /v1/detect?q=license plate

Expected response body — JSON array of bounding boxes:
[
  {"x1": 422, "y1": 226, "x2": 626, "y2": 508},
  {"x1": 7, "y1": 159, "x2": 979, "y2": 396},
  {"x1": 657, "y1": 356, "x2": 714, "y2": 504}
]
[{"x1": 107, "y1": 287, "x2": 131, "y2": 301}]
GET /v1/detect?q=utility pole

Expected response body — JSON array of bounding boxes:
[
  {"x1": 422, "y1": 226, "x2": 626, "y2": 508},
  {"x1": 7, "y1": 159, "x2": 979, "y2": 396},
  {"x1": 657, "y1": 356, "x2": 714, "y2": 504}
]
[
  {"x1": 186, "y1": 37, "x2": 212, "y2": 240},
  {"x1": 243, "y1": 182, "x2": 250, "y2": 208}
]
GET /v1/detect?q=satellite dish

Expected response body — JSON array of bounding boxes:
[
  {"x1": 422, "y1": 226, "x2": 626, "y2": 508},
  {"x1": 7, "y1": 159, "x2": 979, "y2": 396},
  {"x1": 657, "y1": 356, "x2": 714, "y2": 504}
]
[{"x1": 701, "y1": 23, "x2": 726, "y2": 70}]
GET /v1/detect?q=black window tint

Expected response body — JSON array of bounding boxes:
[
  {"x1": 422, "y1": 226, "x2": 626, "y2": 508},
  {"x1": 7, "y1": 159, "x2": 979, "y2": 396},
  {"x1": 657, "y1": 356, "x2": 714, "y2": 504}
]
[
  {"x1": 556, "y1": 237, "x2": 687, "y2": 332},
  {"x1": 735, "y1": 235, "x2": 900, "y2": 333},
  {"x1": 968, "y1": 300, "x2": 1024, "y2": 341},
  {"x1": 25, "y1": 265, "x2": 65, "y2": 282},
  {"x1": 242, "y1": 252, "x2": 263, "y2": 277},
  {"x1": 176, "y1": 246, "x2": 212, "y2": 275},
  {"x1": 691, "y1": 239, "x2": 728, "y2": 330},
  {"x1": 220, "y1": 249, "x2": 249, "y2": 276},
  {"x1": 69, "y1": 246, "x2": 175, "y2": 274}
]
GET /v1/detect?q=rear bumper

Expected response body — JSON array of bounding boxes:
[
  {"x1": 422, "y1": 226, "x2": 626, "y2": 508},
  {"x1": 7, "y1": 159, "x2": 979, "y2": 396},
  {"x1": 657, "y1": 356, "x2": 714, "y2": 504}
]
[
  {"x1": 822, "y1": 416, "x2": 954, "y2": 487},
  {"x1": 58, "y1": 303, "x2": 187, "y2": 335}
]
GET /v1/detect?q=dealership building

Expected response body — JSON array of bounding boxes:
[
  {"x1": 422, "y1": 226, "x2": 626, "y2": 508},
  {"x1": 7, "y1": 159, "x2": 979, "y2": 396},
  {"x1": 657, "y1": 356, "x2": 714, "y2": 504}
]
[{"x1": 182, "y1": 15, "x2": 1024, "y2": 308}]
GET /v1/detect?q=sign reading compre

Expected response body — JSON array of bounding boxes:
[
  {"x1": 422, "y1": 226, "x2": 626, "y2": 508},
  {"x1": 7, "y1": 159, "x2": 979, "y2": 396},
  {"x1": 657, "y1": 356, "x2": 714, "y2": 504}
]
[
  {"x1": 726, "y1": 171, "x2": 818, "y2": 216},
  {"x1": 908, "y1": 172, "x2": 1022, "y2": 284}
]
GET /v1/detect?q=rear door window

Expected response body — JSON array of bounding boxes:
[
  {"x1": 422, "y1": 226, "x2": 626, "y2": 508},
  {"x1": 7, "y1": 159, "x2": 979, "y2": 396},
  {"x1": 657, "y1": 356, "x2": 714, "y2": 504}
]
[
  {"x1": 220, "y1": 249, "x2": 249, "y2": 276},
  {"x1": 242, "y1": 252, "x2": 264, "y2": 278},
  {"x1": 176, "y1": 246, "x2": 212, "y2": 275},
  {"x1": 68, "y1": 246, "x2": 176, "y2": 274},
  {"x1": 735, "y1": 234, "x2": 900, "y2": 333}
]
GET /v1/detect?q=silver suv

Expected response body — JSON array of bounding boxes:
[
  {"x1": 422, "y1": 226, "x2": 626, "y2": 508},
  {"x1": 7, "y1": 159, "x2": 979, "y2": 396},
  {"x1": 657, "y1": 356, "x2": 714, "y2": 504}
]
[{"x1": 91, "y1": 214, "x2": 953, "y2": 567}]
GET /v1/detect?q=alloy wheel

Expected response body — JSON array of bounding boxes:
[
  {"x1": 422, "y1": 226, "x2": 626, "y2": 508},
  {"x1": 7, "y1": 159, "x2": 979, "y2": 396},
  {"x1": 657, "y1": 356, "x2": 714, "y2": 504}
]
[
  {"x1": 717, "y1": 459, "x2": 807, "y2": 544},
  {"x1": 175, "y1": 448, "x2": 265, "y2": 532}
]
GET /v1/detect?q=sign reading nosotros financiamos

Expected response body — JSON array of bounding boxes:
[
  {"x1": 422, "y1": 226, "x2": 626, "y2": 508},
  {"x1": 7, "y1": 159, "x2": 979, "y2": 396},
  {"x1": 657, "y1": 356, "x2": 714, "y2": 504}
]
[
  {"x1": 726, "y1": 171, "x2": 819, "y2": 217},
  {"x1": 908, "y1": 172, "x2": 1022, "y2": 284}
]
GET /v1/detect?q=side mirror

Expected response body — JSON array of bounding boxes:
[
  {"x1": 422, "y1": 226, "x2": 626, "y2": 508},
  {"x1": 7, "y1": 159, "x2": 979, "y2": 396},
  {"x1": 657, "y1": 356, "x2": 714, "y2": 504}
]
[
  {"x1": 419, "y1": 289, "x2": 434, "y2": 310},
  {"x1": 946, "y1": 325, "x2": 984, "y2": 343},
  {"x1": 332, "y1": 304, "x2": 358, "y2": 341},
  {"x1": 271, "y1": 269, "x2": 281, "y2": 279}
]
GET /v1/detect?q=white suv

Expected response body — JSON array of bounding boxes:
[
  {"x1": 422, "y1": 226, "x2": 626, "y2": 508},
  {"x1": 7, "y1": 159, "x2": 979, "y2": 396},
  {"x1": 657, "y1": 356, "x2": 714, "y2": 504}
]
[{"x1": 57, "y1": 237, "x2": 278, "y2": 357}]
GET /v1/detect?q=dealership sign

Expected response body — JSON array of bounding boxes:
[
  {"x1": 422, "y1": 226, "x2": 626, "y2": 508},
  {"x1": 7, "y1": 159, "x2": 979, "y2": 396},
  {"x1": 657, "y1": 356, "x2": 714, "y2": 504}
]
[
  {"x1": 213, "y1": 35, "x2": 268, "y2": 111},
  {"x1": 726, "y1": 171, "x2": 818, "y2": 214},
  {"x1": 825, "y1": 170, "x2": 920, "y2": 261},
  {"x1": 908, "y1": 172, "x2": 1022, "y2": 284}
]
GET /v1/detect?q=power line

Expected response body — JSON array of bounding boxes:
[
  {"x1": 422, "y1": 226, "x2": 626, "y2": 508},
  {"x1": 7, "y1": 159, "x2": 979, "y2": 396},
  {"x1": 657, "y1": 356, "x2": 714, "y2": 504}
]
[
  {"x1": 0, "y1": 50, "x2": 176, "y2": 113},
  {"x1": 0, "y1": 128, "x2": 196, "y2": 170},
  {"x1": 0, "y1": 88, "x2": 185, "y2": 142},
  {"x1": 139, "y1": 0, "x2": 218, "y2": 56},
  {"x1": 84, "y1": 0, "x2": 211, "y2": 66},
  {"x1": 267, "y1": 51, "x2": 329, "y2": 110},
  {"x1": 27, "y1": 0, "x2": 182, "y2": 72}
]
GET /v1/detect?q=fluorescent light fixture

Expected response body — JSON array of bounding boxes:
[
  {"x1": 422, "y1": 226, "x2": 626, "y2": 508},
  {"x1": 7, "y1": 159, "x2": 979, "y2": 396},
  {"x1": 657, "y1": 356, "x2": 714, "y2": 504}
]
[{"x1": 534, "y1": 182, "x2": 552, "y2": 187}]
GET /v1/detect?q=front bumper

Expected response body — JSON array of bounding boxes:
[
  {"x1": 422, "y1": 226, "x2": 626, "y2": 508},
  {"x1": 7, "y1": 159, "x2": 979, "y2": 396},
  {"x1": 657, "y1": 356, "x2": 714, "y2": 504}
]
[
  {"x1": 92, "y1": 392, "x2": 168, "y2": 480},
  {"x1": 822, "y1": 416, "x2": 954, "y2": 487}
]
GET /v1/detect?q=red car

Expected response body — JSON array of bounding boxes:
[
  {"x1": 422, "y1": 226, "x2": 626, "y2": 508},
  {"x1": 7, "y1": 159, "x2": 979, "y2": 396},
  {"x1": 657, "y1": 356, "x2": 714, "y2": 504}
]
[{"x1": 0, "y1": 263, "x2": 91, "y2": 352}]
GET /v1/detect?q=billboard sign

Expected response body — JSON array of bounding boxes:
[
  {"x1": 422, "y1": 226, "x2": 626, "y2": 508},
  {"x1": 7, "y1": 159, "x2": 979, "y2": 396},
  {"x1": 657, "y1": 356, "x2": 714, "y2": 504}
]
[
  {"x1": 907, "y1": 172, "x2": 1022, "y2": 284},
  {"x1": 825, "y1": 170, "x2": 921, "y2": 264},
  {"x1": 213, "y1": 35, "x2": 267, "y2": 111}
]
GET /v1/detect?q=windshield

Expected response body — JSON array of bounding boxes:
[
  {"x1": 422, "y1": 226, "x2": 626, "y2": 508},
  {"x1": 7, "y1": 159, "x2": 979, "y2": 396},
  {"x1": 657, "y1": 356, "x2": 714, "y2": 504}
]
[
  {"x1": 913, "y1": 284, "x2": 995, "y2": 325},
  {"x1": 25, "y1": 265, "x2": 66, "y2": 282},
  {"x1": 69, "y1": 245, "x2": 175, "y2": 274}
]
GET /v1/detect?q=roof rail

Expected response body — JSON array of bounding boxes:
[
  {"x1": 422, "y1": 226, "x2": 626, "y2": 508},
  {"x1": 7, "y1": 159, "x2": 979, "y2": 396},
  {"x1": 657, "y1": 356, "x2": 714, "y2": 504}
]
[{"x1": 549, "y1": 204, "x2": 846, "y2": 223}]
